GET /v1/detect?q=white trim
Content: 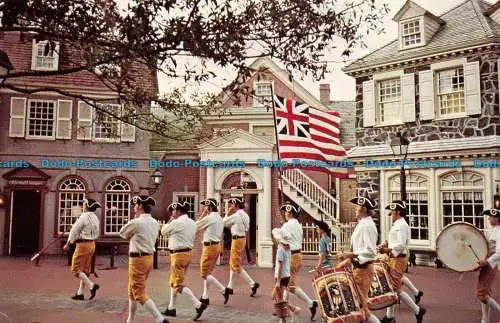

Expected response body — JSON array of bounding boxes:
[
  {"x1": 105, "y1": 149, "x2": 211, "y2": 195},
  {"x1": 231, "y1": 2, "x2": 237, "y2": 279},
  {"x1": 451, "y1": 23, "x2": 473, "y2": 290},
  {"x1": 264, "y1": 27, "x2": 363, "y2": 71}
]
[
  {"x1": 399, "y1": 17, "x2": 425, "y2": 50},
  {"x1": 56, "y1": 99, "x2": 73, "y2": 139},
  {"x1": 430, "y1": 58, "x2": 467, "y2": 71},
  {"x1": 252, "y1": 80, "x2": 274, "y2": 108},
  {"x1": 9, "y1": 97, "x2": 26, "y2": 138},
  {"x1": 25, "y1": 99, "x2": 57, "y2": 140},
  {"x1": 8, "y1": 192, "x2": 14, "y2": 255},
  {"x1": 31, "y1": 39, "x2": 60, "y2": 71},
  {"x1": 373, "y1": 69, "x2": 404, "y2": 81},
  {"x1": 435, "y1": 112, "x2": 467, "y2": 121}
]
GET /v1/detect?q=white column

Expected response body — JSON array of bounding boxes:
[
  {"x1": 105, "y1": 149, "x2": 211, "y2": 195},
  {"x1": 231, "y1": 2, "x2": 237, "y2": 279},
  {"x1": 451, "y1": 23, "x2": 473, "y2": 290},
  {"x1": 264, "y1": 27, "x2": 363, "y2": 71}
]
[
  {"x1": 429, "y1": 168, "x2": 437, "y2": 249},
  {"x1": 379, "y1": 170, "x2": 387, "y2": 241},
  {"x1": 206, "y1": 167, "x2": 214, "y2": 198},
  {"x1": 258, "y1": 167, "x2": 273, "y2": 268}
]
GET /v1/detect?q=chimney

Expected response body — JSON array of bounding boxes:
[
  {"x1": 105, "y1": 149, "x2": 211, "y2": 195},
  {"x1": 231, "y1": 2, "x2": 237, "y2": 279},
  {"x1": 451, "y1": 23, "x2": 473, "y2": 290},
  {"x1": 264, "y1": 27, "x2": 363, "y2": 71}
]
[{"x1": 319, "y1": 83, "x2": 331, "y2": 104}]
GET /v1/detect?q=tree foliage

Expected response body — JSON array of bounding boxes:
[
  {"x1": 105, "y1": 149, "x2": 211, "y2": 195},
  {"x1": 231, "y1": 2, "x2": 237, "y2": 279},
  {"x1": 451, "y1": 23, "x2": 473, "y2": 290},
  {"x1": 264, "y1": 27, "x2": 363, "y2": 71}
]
[{"x1": 1, "y1": 0, "x2": 388, "y2": 140}]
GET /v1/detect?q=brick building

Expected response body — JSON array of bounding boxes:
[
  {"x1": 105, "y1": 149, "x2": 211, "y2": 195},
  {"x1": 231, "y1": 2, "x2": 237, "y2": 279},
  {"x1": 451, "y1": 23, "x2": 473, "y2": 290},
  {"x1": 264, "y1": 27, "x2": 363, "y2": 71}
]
[
  {"x1": 151, "y1": 57, "x2": 354, "y2": 267},
  {"x1": 343, "y1": 0, "x2": 500, "y2": 262},
  {"x1": 0, "y1": 31, "x2": 157, "y2": 256}
]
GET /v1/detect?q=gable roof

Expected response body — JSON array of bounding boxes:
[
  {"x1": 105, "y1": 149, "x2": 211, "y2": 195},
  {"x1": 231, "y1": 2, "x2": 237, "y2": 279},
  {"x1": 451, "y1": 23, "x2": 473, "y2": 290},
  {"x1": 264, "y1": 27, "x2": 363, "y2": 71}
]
[
  {"x1": 218, "y1": 56, "x2": 327, "y2": 110},
  {"x1": 392, "y1": 0, "x2": 444, "y2": 24},
  {"x1": 343, "y1": 0, "x2": 499, "y2": 73}
]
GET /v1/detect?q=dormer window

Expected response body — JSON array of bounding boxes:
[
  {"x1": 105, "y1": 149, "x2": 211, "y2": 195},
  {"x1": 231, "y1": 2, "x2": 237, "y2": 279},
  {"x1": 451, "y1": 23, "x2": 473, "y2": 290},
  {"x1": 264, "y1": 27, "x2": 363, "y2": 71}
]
[
  {"x1": 253, "y1": 81, "x2": 273, "y2": 107},
  {"x1": 401, "y1": 19, "x2": 422, "y2": 47},
  {"x1": 31, "y1": 40, "x2": 60, "y2": 71}
]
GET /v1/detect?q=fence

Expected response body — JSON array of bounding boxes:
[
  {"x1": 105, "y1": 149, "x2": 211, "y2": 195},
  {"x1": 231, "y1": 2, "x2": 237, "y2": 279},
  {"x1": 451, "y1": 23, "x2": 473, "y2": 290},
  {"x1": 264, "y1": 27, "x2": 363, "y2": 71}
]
[
  {"x1": 302, "y1": 222, "x2": 357, "y2": 254},
  {"x1": 157, "y1": 220, "x2": 357, "y2": 255}
]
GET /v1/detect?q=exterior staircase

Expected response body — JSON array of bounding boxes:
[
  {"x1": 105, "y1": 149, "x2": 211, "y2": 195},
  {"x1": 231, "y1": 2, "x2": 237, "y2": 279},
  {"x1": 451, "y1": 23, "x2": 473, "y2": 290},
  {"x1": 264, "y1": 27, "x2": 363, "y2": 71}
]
[{"x1": 280, "y1": 168, "x2": 341, "y2": 237}]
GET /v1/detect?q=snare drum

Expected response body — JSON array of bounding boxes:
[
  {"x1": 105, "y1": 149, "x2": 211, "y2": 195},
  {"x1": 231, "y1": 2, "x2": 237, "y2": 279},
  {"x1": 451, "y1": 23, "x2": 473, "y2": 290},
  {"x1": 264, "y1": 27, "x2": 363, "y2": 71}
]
[
  {"x1": 367, "y1": 262, "x2": 398, "y2": 310},
  {"x1": 312, "y1": 268, "x2": 364, "y2": 323}
]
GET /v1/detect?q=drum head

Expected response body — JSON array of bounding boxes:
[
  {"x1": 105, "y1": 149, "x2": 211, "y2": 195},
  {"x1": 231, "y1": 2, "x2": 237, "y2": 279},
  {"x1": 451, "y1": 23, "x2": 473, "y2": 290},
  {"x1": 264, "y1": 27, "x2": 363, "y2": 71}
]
[{"x1": 436, "y1": 222, "x2": 489, "y2": 272}]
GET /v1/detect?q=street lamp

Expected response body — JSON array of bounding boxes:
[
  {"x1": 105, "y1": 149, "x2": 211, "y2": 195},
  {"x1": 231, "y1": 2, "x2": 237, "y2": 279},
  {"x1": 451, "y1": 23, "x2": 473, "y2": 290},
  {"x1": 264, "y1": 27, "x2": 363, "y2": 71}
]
[
  {"x1": 140, "y1": 168, "x2": 163, "y2": 195},
  {"x1": 390, "y1": 132, "x2": 410, "y2": 201}
]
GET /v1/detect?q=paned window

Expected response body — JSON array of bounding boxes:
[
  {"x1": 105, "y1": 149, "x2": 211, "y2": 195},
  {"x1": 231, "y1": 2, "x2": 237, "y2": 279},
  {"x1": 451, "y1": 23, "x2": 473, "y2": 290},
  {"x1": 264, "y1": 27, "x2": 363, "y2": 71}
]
[
  {"x1": 104, "y1": 179, "x2": 131, "y2": 234},
  {"x1": 402, "y1": 20, "x2": 421, "y2": 47},
  {"x1": 58, "y1": 178, "x2": 86, "y2": 235},
  {"x1": 377, "y1": 78, "x2": 401, "y2": 124},
  {"x1": 27, "y1": 100, "x2": 56, "y2": 139},
  {"x1": 437, "y1": 67, "x2": 465, "y2": 115}
]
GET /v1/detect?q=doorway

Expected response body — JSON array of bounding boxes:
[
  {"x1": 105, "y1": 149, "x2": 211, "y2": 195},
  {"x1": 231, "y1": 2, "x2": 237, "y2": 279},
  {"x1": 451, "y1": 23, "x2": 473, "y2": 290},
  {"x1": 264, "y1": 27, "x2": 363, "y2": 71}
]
[{"x1": 10, "y1": 190, "x2": 41, "y2": 255}]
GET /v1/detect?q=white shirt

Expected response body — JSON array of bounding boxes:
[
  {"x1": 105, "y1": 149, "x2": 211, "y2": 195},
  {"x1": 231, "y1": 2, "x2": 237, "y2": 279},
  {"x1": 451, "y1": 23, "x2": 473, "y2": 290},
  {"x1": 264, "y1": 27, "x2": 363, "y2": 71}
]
[
  {"x1": 281, "y1": 218, "x2": 302, "y2": 251},
  {"x1": 485, "y1": 225, "x2": 500, "y2": 267},
  {"x1": 119, "y1": 214, "x2": 160, "y2": 254},
  {"x1": 351, "y1": 216, "x2": 378, "y2": 264},
  {"x1": 196, "y1": 212, "x2": 224, "y2": 243},
  {"x1": 161, "y1": 214, "x2": 196, "y2": 250},
  {"x1": 388, "y1": 218, "x2": 409, "y2": 257},
  {"x1": 223, "y1": 209, "x2": 250, "y2": 236},
  {"x1": 68, "y1": 212, "x2": 100, "y2": 243}
]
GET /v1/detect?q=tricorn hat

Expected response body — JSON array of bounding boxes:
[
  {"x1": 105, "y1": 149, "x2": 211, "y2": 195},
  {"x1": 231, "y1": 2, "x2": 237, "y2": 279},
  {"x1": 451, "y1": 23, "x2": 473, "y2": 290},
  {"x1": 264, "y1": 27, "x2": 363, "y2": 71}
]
[
  {"x1": 130, "y1": 195, "x2": 156, "y2": 206},
  {"x1": 167, "y1": 201, "x2": 190, "y2": 212},
  {"x1": 227, "y1": 197, "x2": 243, "y2": 205},
  {"x1": 482, "y1": 209, "x2": 500, "y2": 218},
  {"x1": 350, "y1": 196, "x2": 377, "y2": 210},
  {"x1": 385, "y1": 200, "x2": 407, "y2": 213},
  {"x1": 83, "y1": 198, "x2": 101, "y2": 209},
  {"x1": 200, "y1": 198, "x2": 217, "y2": 207},
  {"x1": 280, "y1": 202, "x2": 301, "y2": 215}
]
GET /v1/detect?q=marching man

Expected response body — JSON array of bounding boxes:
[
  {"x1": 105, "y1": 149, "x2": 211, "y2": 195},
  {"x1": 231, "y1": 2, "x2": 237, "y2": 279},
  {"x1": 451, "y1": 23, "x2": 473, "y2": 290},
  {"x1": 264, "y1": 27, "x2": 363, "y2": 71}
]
[
  {"x1": 63, "y1": 198, "x2": 100, "y2": 301},
  {"x1": 119, "y1": 195, "x2": 168, "y2": 323},
  {"x1": 161, "y1": 201, "x2": 208, "y2": 321},
  {"x1": 223, "y1": 197, "x2": 260, "y2": 303},
  {"x1": 338, "y1": 196, "x2": 381, "y2": 323},
  {"x1": 378, "y1": 200, "x2": 426, "y2": 323},
  {"x1": 280, "y1": 202, "x2": 318, "y2": 320},
  {"x1": 195, "y1": 198, "x2": 227, "y2": 304},
  {"x1": 476, "y1": 209, "x2": 500, "y2": 323}
]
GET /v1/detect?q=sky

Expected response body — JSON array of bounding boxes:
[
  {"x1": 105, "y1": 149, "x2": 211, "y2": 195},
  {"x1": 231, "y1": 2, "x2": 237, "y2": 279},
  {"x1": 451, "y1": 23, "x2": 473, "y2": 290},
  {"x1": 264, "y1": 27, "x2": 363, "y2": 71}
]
[{"x1": 154, "y1": 0, "x2": 495, "y2": 102}]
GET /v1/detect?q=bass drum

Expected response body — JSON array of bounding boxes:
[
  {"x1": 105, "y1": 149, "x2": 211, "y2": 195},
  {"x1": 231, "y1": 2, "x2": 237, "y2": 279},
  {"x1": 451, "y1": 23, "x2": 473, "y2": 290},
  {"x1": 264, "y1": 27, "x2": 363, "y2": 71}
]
[
  {"x1": 367, "y1": 261, "x2": 398, "y2": 310},
  {"x1": 436, "y1": 222, "x2": 489, "y2": 272},
  {"x1": 312, "y1": 268, "x2": 364, "y2": 323}
]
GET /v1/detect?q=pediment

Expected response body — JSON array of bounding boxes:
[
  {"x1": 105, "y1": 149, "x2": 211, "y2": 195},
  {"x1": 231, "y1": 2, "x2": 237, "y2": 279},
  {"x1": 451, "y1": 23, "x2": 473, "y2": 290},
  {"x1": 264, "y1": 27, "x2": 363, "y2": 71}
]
[
  {"x1": 199, "y1": 129, "x2": 274, "y2": 151},
  {"x1": 393, "y1": 0, "x2": 442, "y2": 23},
  {"x1": 2, "y1": 164, "x2": 50, "y2": 181}
]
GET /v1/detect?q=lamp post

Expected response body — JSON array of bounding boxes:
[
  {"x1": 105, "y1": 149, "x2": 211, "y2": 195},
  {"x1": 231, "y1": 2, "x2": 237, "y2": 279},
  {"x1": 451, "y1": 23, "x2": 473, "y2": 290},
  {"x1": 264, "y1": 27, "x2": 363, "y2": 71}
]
[
  {"x1": 390, "y1": 132, "x2": 410, "y2": 202},
  {"x1": 140, "y1": 168, "x2": 163, "y2": 195}
]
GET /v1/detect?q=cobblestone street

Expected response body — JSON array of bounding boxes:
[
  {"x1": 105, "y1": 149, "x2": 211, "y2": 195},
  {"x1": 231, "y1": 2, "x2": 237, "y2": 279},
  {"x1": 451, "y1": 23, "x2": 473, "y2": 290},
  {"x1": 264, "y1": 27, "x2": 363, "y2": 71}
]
[{"x1": 0, "y1": 256, "x2": 498, "y2": 323}]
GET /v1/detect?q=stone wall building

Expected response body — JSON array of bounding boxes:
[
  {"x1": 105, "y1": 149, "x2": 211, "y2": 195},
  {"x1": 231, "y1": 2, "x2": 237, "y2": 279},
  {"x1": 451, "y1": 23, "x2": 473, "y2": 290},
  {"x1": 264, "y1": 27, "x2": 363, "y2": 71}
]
[
  {"x1": 0, "y1": 31, "x2": 157, "y2": 256},
  {"x1": 343, "y1": 0, "x2": 500, "y2": 262}
]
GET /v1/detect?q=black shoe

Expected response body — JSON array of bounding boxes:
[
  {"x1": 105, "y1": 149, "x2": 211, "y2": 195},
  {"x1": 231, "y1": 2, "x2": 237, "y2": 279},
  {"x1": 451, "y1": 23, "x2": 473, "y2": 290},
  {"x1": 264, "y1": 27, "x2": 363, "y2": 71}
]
[
  {"x1": 415, "y1": 291, "x2": 424, "y2": 304},
  {"x1": 200, "y1": 297, "x2": 209, "y2": 305},
  {"x1": 310, "y1": 300, "x2": 318, "y2": 320},
  {"x1": 71, "y1": 294, "x2": 84, "y2": 301},
  {"x1": 223, "y1": 287, "x2": 233, "y2": 304},
  {"x1": 416, "y1": 307, "x2": 426, "y2": 323},
  {"x1": 250, "y1": 282, "x2": 260, "y2": 297},
  {"x1": 194, "y1": 302, "x2": 207, "y2": 321},
  {"x1": 381, "y1": 317, "x2": 395, "y2": 323},
  {"x1": 89, "y1": 284, "x2": 99, "y2": 300},
  {"x1": 161, "y1": 320, "x2": 170, "y2": 323},
  {"x1": 162, "y1": 308, "x2": 176, "y2": 317}
]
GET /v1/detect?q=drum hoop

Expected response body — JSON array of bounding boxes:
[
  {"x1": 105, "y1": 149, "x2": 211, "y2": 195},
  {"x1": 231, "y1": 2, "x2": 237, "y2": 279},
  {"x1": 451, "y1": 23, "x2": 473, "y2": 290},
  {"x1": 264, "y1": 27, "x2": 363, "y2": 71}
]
[{"x1": 435, "y1": 221, "x2": 489, "y2": 272}]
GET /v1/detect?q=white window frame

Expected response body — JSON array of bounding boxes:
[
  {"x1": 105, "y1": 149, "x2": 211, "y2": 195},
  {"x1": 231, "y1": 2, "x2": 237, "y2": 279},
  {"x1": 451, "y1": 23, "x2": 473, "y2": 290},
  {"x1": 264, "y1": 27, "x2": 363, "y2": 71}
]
[
  {"x1": 440, "y1": 171, "x2": 485, "y2": 230},
  {"x1": 376, "y1": 77, "x2": 402, "y2": 126},
  {"x1": 31, "y1": 39, "x2": 60, "y2": 71},
  {"x1": 57, "y1": 177, "x2": 86, "y2": 235},
  {"x1": 172, "y1": 192, "x2": 199, "y2": 220},
  {"x1": 104, "y1": 179, "x2": 131, "y2": 235},
  {"x1": 435, "y1": 67, "x2": 465, "y2": 118},
  {"x1": 389, "y1": 174, "x2": 430, "y2": 246},
  {"x1": 92, "y1": 103, "x2": 122, "y2": 143},
  {"x1": 372, "y1": 70, "x2": 404, "y2": 127},
  {"x1": 253, "y1": 81, "x2": 274, "y2": 108},
  {"x1": 430, "y1": 58, "x2": 468, "y2": 120},
  {"x1": 26, "y1": 99, "x2": 57, "y2": 140},
  {"x1": 400, "y1": 17, "x2": 424, "y2": 49}
]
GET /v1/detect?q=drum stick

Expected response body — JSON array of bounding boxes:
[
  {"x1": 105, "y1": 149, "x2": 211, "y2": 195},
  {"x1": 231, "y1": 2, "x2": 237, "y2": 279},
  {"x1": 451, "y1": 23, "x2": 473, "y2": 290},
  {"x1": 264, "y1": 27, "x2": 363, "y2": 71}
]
[
  {"x1": 31, "y1": 237, "x2": 62, "y2": 262},
  {"x1": 468, "y1": 244, "x2": 480, "y2": 261}
]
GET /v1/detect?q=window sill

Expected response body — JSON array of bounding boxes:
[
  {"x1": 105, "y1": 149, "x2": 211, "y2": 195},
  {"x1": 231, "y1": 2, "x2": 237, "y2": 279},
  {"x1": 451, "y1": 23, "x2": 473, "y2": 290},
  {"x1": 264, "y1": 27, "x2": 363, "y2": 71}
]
[
  {"x1": 399, "y1": 43, "x2": 425, "y2": 50},
  {"x1": 31, "y1": 67, "x2": 58, "y2": 72},
  {"x1": 435, "y1": 113, "x2": 466, "y2": 121},
  {"x1": 92, "y1": 138, "x2": 121, "y2": 143},
  {"x1": 24, "y1": 136, "x2": 56, "y2": 141},
  {"x1": 373, "y1": 121, "x2": 404, "y2": 128}
]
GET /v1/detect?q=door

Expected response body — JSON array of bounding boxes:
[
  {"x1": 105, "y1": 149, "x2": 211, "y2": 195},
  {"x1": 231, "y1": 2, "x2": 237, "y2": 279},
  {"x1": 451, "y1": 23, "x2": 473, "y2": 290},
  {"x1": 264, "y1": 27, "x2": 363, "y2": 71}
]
[
  {"x1": 340, "y1": 179, "x2": 357, "y2": 223},
  {"x1": 11, "y1": 190, "x2": 41, "y2": 255}
]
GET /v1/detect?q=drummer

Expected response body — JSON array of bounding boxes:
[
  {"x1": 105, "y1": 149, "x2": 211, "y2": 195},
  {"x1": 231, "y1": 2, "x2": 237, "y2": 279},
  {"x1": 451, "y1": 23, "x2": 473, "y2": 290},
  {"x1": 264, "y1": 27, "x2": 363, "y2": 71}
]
[
  {"x1": 476, "y1": 209, "x2": 500, "y2": 323},
  {"x1": 338, "y1": 196, "x2": 381, "y2": 323},
  {"x1": 377, "y1": 200, "x2": 425, "y2": 323}
]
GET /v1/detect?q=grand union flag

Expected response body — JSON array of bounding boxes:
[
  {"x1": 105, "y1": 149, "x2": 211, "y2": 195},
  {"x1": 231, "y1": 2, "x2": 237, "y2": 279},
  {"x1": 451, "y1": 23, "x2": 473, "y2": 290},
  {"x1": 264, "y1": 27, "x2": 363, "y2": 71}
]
[{"x1": 273, "y1": 95, "x2": 348, "y2": 178}]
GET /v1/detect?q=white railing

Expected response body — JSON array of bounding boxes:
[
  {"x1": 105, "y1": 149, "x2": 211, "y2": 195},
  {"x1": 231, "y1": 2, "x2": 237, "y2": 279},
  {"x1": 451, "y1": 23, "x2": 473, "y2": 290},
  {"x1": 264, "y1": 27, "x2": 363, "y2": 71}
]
[
  {"x1": 302, "y1": 222, "x2": 356, "y2": 254},
  {"x1": 281, "y1": 168, "x2": 340, "y2": 226},
  {"x1": 157, "y1": 220, "x2": 169, "y2": 251}
]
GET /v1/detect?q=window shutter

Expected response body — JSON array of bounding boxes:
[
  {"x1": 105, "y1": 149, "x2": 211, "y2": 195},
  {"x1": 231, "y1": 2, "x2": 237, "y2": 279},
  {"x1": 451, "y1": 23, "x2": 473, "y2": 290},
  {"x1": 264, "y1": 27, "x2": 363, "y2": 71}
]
[
  {"x1": 56, "y1": 99, "x2": 72, "y2": 139},
  {"x1": 121, "y1": 106, "x2": 136, "y2": 142},
  {"x1": 401, "y1": 73, "x2": 416, "y2": 122},
  {"x1": 362, "y1": 80, "x2": 375, "y2": 127},
  {"x1": 31, "y1": 39, "x2": 38, "y2": 70},
  {"x1": 52, "y1": 42, "x2": 60, "y2": 70},
  {"x1": 418, "y1": 70, "x2": 435, "y2": 120},
  {"x1": 464, "y1": 61, "x2": 481, "y2": 116},
  {"x1": 9, "y1": 97, "x2": 27, "y2": 137},
  {"x1": 77, "y1": 101, "x2": 92, "y2": 140}
]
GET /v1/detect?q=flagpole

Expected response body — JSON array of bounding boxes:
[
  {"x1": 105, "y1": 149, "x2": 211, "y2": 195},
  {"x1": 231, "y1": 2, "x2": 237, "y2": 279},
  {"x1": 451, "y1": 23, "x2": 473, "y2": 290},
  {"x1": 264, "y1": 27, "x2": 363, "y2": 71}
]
[{"x1": 269, "y1": 85, "x2": 285, "y2": 207}]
